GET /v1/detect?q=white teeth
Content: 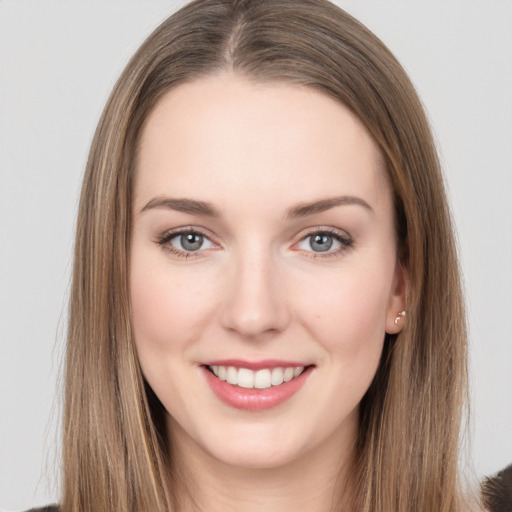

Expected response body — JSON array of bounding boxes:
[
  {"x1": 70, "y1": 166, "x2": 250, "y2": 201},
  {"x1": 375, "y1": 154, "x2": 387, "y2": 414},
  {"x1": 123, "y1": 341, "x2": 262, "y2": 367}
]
[
  {"x1": 209, "y1": 365, "x2": 306, "y2": 389},
  {"x1": 226, "y1": 366, "x2": 238, "y2": 385},
  {"x1": 254, "y1": 369, "x2": 272, "y2": 389},
  {"x1": 283, "y1": 367, "x2": 294, "y2": 382},
  {"x1": 237, "y1": 368, "x2": 254, "y2": 388},
  {"x1": 271, "y1": 367, "x2": 284, "y2": 386}
]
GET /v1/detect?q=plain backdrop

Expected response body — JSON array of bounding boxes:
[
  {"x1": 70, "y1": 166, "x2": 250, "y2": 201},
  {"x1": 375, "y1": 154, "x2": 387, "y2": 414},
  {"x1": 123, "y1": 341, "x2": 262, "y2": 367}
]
[{"x1": 1, "y1": 1, "x2": 511, "y2": 510}]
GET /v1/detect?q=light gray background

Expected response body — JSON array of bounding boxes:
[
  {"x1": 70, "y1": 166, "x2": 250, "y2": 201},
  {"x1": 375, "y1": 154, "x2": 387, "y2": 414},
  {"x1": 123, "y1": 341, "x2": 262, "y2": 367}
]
[{"x1": 1, "y1": 1, "x2": 511, "y2": 510}]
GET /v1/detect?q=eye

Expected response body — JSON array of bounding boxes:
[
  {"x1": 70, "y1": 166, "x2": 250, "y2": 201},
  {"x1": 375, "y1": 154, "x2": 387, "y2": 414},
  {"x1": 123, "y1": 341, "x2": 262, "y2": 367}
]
[
  {"x1": 173, "y1": 232, "x2": 211, "y2": 252},
  {"x1": 156, "y1": 229, "x2": 217, "y2": 257},
  {"x1": 295, "y1": 230, "x2": 353, "y2": 256}
]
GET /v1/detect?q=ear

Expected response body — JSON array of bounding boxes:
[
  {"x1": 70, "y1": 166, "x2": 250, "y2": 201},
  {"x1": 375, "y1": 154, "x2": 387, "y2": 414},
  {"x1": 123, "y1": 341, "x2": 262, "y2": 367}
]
[{"x1": 385, "y1": 262, "x2": 409, "y2": 334}]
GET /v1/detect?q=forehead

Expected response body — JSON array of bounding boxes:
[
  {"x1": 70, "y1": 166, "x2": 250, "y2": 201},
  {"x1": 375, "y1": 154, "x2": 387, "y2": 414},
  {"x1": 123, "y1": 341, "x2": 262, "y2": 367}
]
[{"x1": 134, "y1": 73, "x2": 388, "y2": 214}]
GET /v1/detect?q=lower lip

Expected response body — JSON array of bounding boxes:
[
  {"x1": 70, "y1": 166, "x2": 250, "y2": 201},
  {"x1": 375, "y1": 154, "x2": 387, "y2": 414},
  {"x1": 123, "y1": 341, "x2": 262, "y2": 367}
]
[{"x1": 201, "y1": 366, "x2": 312, "y2": 411}]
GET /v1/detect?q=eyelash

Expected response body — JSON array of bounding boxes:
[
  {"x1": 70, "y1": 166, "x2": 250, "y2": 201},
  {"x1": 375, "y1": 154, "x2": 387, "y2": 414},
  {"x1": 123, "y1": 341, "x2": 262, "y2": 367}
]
[
  {"x1": 155, "y1": 227, "x2": 217, "y2": 259},
  {"x1": 154, "y1": 227, "x2": 354, "y2": 259},
  {"x1": 296, "y1": 228, "x2": 354, "y2": 259}
]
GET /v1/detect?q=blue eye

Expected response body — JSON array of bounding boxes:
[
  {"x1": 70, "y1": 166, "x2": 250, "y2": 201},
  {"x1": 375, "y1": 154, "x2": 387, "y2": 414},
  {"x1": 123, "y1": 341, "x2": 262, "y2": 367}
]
[
  {"x1": 174, "y1": 233, "x2": 206, "y2": 251},
  {"x1": 156, "y1": 229, "x2": 216, "y2": 257},
  {"x1": 309, "y1": 233, "x2": 335, "y2": 252},
  {"x1": 170, "y1": 232, "x2": 215, "y2": 252},
  {"x1": 296, "y1": 230, "x2": 352, "y2": 255}
]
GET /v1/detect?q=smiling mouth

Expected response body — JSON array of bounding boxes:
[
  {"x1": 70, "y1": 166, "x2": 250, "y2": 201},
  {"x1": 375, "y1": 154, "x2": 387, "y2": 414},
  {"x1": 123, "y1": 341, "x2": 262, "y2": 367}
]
[{"x1": 205, "y1": 365, "x2": 311, "y2": 390}]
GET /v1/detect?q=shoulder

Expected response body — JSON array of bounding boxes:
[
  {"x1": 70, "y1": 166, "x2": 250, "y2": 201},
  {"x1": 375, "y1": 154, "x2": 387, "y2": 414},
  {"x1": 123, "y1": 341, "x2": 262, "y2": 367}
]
[
  {"x1": 24, "y1": 507, "x2": 60, "y2": 512},
  {"x1": 482, "y1": 463, "x2": 512, "y2": 512}
]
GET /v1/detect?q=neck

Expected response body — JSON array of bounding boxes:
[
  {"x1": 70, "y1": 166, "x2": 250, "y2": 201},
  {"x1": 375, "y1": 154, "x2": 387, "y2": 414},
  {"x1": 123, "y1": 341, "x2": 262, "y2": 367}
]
[{"x1": 167, "y1": 419, "x2": 357, "y2": 512}]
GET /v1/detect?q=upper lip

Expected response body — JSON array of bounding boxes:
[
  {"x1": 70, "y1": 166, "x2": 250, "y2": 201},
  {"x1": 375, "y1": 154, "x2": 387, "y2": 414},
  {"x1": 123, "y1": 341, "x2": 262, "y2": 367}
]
[{"x1": 201, "y1": 359, "x2": 312, "y2": 371}]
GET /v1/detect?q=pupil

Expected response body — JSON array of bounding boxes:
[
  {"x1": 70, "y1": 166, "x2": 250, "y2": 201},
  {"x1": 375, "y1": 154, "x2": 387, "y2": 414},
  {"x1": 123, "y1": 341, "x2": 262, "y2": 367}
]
[
  {"x1": 181, "y1": 233, "x2": 203, "y2": 251},
  {"x1": 311, "y1": 234, "x2": 333, "y2": 252}
]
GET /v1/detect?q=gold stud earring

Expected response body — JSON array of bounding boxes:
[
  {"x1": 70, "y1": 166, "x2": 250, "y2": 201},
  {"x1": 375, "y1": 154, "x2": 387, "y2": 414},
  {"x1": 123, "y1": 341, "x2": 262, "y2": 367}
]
[{"x1": 394, "y1": 310, "x2": 406, "y2": 325}]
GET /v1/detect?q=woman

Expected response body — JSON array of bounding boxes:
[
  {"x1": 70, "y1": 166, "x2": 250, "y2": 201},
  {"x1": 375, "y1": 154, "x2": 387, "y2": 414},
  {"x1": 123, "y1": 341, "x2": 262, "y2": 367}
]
[{"x1": 23, "y1": 0, "x2": 494, "y2": 510}]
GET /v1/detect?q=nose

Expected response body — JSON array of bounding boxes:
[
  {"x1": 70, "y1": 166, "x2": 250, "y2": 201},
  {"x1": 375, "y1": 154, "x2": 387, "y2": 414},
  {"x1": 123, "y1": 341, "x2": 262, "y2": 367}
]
[{"x1": 220, "y1": 249, "x2": 290, "y2": 339}]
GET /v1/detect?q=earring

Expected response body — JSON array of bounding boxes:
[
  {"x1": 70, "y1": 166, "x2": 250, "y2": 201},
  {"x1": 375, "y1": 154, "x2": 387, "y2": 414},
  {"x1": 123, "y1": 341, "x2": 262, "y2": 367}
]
[{"x1": 394, "y1": 310, "x2": 406, "y2": 325}]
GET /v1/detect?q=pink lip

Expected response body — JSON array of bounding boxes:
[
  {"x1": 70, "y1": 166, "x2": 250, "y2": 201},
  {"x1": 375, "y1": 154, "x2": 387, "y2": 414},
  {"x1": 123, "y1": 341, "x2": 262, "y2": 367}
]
[
  {"x1": 201, "y1": 364, "x2": 313, "y2": 411},
  {"x1": 202, "y1": 359, "x2": 308, "y2": 371}
]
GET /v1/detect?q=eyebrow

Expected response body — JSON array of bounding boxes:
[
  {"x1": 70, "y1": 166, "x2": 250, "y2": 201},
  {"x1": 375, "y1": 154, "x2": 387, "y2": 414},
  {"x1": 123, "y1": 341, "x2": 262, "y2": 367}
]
[
  {"x1": 139, "y1": 194, "x2": 373, "y2": 218},
  {"x1": 140, "y1": 197, "x2": 220, "y2": 217},
  {"x1": 285, "y1": 196, "x2": 374, "y2": 218}
]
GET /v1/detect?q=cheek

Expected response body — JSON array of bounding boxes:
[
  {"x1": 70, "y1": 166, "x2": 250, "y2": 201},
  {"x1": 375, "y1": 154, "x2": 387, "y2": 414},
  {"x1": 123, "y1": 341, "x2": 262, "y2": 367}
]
[
  {"x1": 292, "y1": 259, "x2": 393, "y2": 364},
  {"x1": 130, "y1": 256, "x2": 218, "y2": 362}
]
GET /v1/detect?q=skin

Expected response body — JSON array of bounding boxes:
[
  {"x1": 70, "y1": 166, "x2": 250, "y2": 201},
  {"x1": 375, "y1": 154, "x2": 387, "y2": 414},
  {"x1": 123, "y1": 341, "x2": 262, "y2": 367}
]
[{"x1": 130, "y1": 73, "x2": 406, "y2": 512}]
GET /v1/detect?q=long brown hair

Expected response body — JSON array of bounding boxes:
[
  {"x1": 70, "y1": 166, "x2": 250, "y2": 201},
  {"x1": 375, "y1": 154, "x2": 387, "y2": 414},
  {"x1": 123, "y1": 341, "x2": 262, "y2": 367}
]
[{"x1": 63, "y1": 1, "x2": 471, "y2": 510}]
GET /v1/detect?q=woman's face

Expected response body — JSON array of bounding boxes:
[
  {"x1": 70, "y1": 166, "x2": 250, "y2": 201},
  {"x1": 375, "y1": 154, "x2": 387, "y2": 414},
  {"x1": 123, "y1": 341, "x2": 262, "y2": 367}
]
[{"x1": 130, "y1": 73, "x2": 406, "y2": 470}]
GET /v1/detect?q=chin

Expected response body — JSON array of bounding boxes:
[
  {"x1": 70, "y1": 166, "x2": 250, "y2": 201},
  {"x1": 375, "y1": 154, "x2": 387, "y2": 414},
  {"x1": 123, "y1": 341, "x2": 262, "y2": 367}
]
[
  {"x1": 180, "y1": 417, "x2": 313, "y2": 470},
  {"x1": 208, "y1": 439, "x2": 305, "y2": 470}
]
